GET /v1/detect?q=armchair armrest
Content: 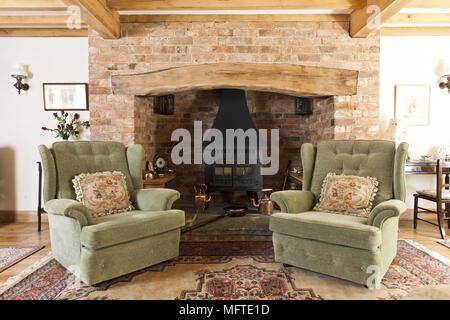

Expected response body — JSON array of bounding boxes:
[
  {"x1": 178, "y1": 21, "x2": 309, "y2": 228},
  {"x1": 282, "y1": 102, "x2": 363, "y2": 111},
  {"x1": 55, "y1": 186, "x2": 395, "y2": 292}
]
[
  {"x1": 44, "y1": 199, "x2": 92, "y2": 227},
  {"x1": 270, "y1": 190, "x2": 315, "y2": 214},
  {"x1": 132, "y1": 188, "x2": 180, "y2": 211},
  {"x1": 367, "y1": 199, "x2": 407, "y2": 228}
]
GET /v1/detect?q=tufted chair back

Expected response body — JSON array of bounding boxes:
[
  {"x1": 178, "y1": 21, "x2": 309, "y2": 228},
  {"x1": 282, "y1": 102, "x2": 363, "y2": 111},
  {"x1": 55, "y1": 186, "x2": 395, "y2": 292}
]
[
  {"x1": 301, "y1": 140, "x2": 408, "y2": 206},
  {"x1": 38, "y1": 141, "x2": 144, "y2": 202}
]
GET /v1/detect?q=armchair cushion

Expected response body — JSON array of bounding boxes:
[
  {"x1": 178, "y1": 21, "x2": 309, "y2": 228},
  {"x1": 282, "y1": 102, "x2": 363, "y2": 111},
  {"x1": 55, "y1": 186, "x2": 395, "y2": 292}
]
[
  {"x1": 72, "y1": 171, "x2": 135, "y2": 217},
  {"x1": 313, "y1": 173, "x2": 379, "y2": 217},
  {"x1": 270, "y1": 190, "x2": 315, "y2": 213},
  {"x1": 44, "y1": 199, "x2": 93, "y2": 227},
  {"x1": 269, "y1": 211, "x2": 382, "y2": 251},
  {"x1": 367, "y1": 199, "x2": 407, "y2": 228},
  {"x1": 81, "y1": 209, "x2": 185, "y2": 250},
  {"x1": 132, "y1": 188, "x2": 180, "y2": 211}
]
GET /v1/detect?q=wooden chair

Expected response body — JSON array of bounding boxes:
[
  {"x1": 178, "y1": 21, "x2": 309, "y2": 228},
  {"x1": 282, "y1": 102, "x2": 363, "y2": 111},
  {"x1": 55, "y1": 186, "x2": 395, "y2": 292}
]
[{"x1": 414, "y1": 160, "x2": 450, "y2": 239}]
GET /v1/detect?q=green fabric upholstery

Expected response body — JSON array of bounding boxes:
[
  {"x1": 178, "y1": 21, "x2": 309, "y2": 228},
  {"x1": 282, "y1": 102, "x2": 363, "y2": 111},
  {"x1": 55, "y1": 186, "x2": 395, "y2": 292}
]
[
  {"x1": 270, "y1": 140, "x2": 409, "y2": 286},
  {"x1": 38, "y1": 141, "x2": 184, "y2": 285},
  {"x1": 272, "y1": 233, "x2": 382, "y2": 285},
  {"x1": 132, "y1": 188, "x2": 180, "y2": 211},
  {"x1": 51, "y1": 141, "x2": 135, "y2": 200},
  {"x1": 300, "y1": 143, "x2": 316, "y2": 191},
  {"x1": 44, "y1": 198, "x2": 93, "y2": 227},
  {"x1": 126, "y1": 144, "x2": 144, "y2": 190},
  {"x1": 270, "y1": 212, "x2": 382, "y2": 251},
  {"x1": 80, "y1": 230, "x2": 180, "y2": 285},
  {"x1": 393, "y1": 142, "x2": 408, "y2": 202},
  {"x1": 48, "y1": 214, "x2": 83, "y2": 269},
  {"x1": 310, "y1": 140, "x2": 397, "y2": 206},
  {"x1": 81, "y1": 210, "x2": 185, "y2": 250},
  {"x1": 270, "y1": 190, "x2": 315, "y2": 213},
  {"x1": 367, "y1": 199, "x2": 407, "y2": 228},
  {"x1": 38, "y1": 144, "x2": 57, "y2": 203}
]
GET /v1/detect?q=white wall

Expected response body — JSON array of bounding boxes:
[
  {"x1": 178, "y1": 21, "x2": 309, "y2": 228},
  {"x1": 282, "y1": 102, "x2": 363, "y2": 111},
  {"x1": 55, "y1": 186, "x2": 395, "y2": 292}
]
[
  {"x1": 380, "y1": 36, "x2": 450, "y2": 208},
  {"x1": 0, "y1": 38, "x2": 88, "y2": 212}
]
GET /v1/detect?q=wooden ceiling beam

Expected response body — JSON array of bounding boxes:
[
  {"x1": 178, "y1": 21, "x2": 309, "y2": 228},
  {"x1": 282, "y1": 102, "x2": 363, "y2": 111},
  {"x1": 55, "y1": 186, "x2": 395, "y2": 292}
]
[
  {"x1": 0, "y1": 0, "x2": 67, "y2": 11},
  {"x1": 120, "y1": 14, "x2": 349, "y2": 23},
  {"x1": 62, "y1": 0, "x2": 120, "y2": 38},
  {"x1": 108, "y1": 0, "x2": 365, "y2": 11},
  {"x1": 350, "y1": 0, "x2": 414, "y2": 38},
  {"x1": 381, "y1": 27, "x2": 450, "y2": 36},
  {"x1": 0, "y1": 28, "x2": 87, "y2": 37},
  {"x1": 406, "y1": 0, "x2": 450, "y2": 9},
  {"x1": 387, "y1": 13, "x2": 450, "y2": 25},
  {"x1": 0, "y1": 15, "x2": 86, "y2": 27}
]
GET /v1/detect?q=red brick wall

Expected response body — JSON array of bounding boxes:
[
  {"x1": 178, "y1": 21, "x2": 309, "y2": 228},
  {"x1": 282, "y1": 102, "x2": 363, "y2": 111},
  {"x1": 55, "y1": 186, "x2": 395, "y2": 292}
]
[{"x1": 88, "y1": 21, "x2": 380, "y2": 201}]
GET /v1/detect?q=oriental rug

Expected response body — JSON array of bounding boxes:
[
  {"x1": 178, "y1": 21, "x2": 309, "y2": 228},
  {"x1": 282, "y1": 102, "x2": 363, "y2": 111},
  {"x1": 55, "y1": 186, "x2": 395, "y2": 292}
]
[
  {"x1": 0, "y1": 240, "x2": 448, "y2": 300},
  {"x1": 0, "y1": 246, "x2": 45, "y2": 273}
]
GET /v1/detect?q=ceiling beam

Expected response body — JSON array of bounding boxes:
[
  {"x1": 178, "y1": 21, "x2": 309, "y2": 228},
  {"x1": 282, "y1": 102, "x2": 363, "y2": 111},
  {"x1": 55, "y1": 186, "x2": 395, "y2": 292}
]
[
  {"x1": 381, "y1": 27, "x2": 450, "y2": 36},
  {"x1": 62, "y1": 0, "x2": 120, "y2": 39},
  {"x1": 386, "y1": 13, "x2": 450, "y2": 25},
  {"x1": 120, "y1": 14, "x2": 349, "y2": 23},
  {"x1": 108, "y1": 0, "x2": 364, "y2": 11},
  {"x1": 0, "y1": 0, "x2": 67, "y2": 11},
  {"x1": 0, "y1": 15, "x2": 86, "y2": 27},
  {"x1": 0, "y1": 27, "x2": 87, "y2": 37},
  {"x1": 350, "y1": 0, "x2": 413, "y2": 38},
  {"x1": 406, "y1": 0, "x2": 450, "y2": 9}
]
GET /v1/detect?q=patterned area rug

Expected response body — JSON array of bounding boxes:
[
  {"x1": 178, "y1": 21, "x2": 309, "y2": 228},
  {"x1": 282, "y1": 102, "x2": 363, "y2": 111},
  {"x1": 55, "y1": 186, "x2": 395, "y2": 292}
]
[
  {"x1": 0, "y1": 240, "x2": 448, "y2": 300},
  {"x1": 0, "y1": 246, "x2": 45, "y2": 273}
]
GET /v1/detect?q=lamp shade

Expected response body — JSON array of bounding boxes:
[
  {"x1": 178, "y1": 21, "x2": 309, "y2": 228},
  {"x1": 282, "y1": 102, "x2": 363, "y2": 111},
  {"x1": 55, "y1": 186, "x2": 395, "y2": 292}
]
[
  {"x1": 442, "y1": 60, "x2": 450, "y2": 76},
  {"x1": 11, "y1": 63, "x2": 27, "y2": 77}
]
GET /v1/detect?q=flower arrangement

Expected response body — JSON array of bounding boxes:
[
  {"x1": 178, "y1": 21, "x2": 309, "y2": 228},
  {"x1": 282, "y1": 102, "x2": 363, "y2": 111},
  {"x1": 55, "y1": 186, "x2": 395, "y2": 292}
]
[{"x1": 42, "y1": 110, "x2": 90, "y2": 141}]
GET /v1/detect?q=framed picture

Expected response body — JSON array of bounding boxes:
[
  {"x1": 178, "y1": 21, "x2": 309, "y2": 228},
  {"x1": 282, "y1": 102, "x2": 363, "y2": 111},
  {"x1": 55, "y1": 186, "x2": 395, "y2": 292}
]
[
  {"x1": 43, "y1": 83, "x2": 89, "y2": 111},
  {"x1": 394, "y1": 84, "x2": 430, "y2": 126}
]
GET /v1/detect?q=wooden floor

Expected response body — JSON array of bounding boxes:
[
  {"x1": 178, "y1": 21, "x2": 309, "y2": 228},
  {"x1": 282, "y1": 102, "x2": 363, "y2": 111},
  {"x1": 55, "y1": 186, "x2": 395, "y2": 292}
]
[{"x1": 0, "y1": 212, "x2": 449, "y2": 285}]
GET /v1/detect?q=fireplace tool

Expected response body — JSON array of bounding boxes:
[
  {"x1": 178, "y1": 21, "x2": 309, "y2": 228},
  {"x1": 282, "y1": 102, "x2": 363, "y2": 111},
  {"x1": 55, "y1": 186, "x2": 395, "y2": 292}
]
[{"x1": 251, "y1": 188, "x2": 274, "y2": 214}]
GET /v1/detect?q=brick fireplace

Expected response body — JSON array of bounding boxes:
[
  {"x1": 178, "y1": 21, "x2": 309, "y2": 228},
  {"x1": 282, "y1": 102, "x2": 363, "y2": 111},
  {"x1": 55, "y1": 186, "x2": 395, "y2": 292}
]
[{"x1": 88, "y1": 21, "x2": 380, "y2": 202}]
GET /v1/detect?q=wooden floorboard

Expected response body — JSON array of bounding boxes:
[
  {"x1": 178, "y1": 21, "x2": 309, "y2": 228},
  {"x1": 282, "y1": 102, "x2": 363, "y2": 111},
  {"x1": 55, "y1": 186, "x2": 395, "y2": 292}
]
[{"x1": 0, "y1": 214, "x2": 449, "y2": 286}]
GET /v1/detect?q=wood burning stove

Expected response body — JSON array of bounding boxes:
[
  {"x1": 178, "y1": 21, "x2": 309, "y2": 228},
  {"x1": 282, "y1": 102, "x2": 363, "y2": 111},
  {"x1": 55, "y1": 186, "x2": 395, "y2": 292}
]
[{"x1": 204, "y1": 89, "x2": 263, "y2": 192}]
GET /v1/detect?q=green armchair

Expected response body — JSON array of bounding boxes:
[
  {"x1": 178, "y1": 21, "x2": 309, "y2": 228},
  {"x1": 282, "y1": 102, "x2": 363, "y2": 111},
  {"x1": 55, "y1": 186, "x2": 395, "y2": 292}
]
[
  {"x1": 38, "y1": 141, "x2": 185, "y2": 285},
  {"x1": 270, "y1": 140, "x2": 408, "y2": 286}
]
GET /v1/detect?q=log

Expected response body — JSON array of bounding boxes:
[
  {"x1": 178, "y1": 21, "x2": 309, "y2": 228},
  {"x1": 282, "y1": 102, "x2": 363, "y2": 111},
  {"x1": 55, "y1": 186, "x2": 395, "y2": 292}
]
[{"x1": 111, "y1": 63, "x2": 358, "y2": 97}]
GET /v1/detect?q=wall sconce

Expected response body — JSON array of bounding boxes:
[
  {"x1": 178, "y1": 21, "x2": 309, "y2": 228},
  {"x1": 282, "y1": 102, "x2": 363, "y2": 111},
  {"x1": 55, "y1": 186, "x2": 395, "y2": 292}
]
[
  {"x1": 11, "y1": 63, "x2": 29, "y2": 95},
  {"x1": 439, "y1": 74, "x2": 450, "y2": 93}
]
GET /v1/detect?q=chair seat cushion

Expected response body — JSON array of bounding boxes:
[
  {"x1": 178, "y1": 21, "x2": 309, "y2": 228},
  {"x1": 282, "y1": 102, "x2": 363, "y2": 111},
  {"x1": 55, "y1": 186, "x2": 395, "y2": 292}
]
[
  {"x1": 269, "y1": 211, "x2": 382, "y2": 251},
  {"x1": 81, "y1": 209, "x2": 185, "y2": 250},
  {"x1": 417, "y1": 190, "x2": 450, "y2": 199}
]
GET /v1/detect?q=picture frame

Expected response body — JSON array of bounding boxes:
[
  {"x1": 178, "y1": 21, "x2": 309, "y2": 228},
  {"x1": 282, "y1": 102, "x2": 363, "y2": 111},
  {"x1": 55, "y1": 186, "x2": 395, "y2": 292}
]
[
  {"x1": 43, "y1": 83, "x2": 89, "y2": 111},
  {"x1": 394, "y1": 84, "x2": 430, "y2": 126}
]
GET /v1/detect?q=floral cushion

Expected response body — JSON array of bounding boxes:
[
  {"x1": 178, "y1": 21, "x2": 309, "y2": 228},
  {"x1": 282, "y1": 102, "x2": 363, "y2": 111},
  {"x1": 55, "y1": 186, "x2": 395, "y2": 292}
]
[
  {"x1": 72, "y1": 171, "x2": 134, "y2": 218},
  {"x1": 313, "y1": 173, "x2": 379, "y2": 217}
]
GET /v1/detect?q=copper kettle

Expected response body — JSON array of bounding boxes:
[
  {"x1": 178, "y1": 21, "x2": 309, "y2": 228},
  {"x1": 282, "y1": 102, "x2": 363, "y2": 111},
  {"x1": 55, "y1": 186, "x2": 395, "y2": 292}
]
[
  {"x1": 194, "y1": 184, "x2": 212, "y2": 209},
  {"x1": 143, "y1": 160, "x2": 155, "y2": 180},
  {"x1": 252, "y1": 189, "x2": 274, "y2": 214}
]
